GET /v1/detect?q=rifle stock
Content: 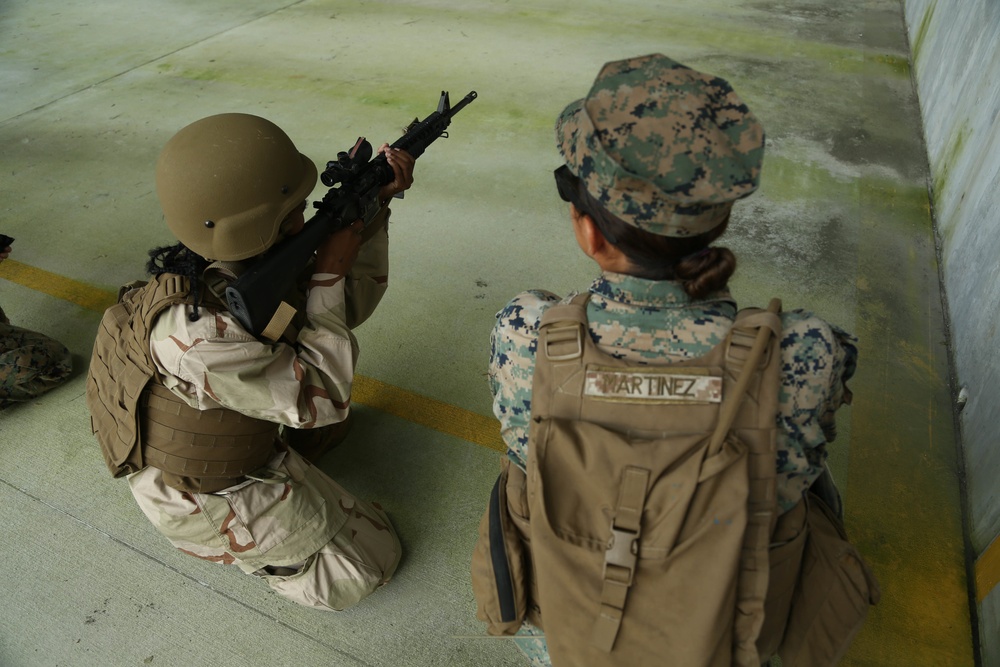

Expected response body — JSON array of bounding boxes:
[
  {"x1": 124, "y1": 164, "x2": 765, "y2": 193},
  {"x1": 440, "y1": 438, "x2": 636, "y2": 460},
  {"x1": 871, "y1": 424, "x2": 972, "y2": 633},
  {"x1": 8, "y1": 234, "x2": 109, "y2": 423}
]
[{"x1": 225, "y1": 90, "x2": 477, "y2": 339}]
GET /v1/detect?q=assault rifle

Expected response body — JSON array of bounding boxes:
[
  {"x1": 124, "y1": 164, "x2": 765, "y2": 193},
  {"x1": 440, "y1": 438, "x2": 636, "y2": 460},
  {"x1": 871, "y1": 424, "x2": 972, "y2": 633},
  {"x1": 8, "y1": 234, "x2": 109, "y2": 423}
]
[{"x1": 225, "y1": 89, "x2": 477, "y2": 340}]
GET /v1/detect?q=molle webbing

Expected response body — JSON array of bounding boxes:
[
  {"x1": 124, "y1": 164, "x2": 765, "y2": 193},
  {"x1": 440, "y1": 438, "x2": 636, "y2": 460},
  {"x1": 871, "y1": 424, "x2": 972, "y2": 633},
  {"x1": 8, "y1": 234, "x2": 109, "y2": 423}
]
[
  {"x1": 87, "y1": 273, "x2": 277, "y2": 492},
  {"x1": 140, "y1": 383, "x2": 278, "y2": 493},
  {"x1": 88, "y1": 275, "x2": 194, "y2": 479}
]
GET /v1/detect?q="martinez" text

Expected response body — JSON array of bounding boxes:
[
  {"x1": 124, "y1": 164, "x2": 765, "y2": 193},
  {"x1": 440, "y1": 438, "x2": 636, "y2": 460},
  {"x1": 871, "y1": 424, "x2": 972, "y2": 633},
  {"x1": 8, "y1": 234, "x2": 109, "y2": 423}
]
[{"x1": 583, "y1": 370, "x2": 722, "y2": 403}]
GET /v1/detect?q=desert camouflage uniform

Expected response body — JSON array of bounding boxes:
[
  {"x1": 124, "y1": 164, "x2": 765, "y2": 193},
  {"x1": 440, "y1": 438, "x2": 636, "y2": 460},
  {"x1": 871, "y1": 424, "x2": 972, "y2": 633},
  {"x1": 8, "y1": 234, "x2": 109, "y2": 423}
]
[
  {"x1": 484, "y1": 54, "x2": 857, "y2": 665},
  {"x1": 0, "y1": 305, "x2": 72, "y2": 408},
  {"x1": 128, "y1": 225, "x2": 401, "y2": 610}
]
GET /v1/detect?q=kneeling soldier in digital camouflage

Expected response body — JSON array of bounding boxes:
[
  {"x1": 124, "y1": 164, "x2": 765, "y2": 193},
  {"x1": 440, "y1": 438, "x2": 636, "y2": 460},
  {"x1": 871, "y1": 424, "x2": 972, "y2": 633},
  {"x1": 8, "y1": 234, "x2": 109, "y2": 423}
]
[
  {"x1": 472, "y1": 55, "x2": 879, "y2": 666},
  {"x1": 1, "y1": 243, "x2": 73, "y2": 408},
  {"x1": 87, "y1": 113, "x2": 413, "y2": 610}
]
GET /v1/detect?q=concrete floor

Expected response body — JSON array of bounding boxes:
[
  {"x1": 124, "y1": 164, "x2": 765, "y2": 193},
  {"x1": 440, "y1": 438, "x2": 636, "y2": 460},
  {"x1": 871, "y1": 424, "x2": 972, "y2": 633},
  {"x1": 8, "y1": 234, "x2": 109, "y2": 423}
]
[{"x1": 0, "y1": 0, "x2": 977, "y2": 665}]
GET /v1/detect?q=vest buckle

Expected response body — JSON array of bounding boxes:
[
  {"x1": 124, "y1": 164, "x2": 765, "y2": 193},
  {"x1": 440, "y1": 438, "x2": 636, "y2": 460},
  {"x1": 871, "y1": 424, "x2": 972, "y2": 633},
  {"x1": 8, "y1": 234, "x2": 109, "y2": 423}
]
[
  {"x1": 604, "y1": 524, "x2": 640, "y2": 585},
  {"x1": 544, "y1": 323, "x2": 583, "y2": 361}
]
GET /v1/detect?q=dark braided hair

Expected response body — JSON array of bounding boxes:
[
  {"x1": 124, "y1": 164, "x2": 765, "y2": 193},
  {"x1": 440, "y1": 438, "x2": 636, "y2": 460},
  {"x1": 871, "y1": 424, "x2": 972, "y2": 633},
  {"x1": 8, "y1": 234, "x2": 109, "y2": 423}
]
[
  {"x1": 146, "y1": 242, "x2": 210, "y2": 321},
  {"x1": 586, "y1": 209, "x2": 737, "y2": 298}
]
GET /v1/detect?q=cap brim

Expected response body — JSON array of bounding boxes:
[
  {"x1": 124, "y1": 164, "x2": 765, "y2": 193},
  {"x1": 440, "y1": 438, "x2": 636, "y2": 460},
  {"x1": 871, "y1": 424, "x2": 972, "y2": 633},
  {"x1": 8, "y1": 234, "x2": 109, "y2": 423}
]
[{"x1": 555, "y1": 99, "x2": 587, "y2": 174}]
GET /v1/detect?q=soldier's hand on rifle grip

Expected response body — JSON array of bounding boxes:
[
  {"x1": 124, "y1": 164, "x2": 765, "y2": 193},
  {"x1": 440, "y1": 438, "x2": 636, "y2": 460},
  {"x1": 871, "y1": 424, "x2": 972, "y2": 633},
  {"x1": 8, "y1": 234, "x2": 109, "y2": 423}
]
[
  {"x1": 377, "y1": 144, "x2": 415, "y2": 203},
  {"x1": 315, "y1": 220, "x2": 365, "y2": 276}
]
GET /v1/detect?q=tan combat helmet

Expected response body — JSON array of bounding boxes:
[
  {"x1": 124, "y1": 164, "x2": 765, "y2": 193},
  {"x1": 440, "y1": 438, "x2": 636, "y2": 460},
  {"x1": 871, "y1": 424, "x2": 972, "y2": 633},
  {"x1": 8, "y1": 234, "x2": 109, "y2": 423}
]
[{"x1": 155, "y1": 113, "x2": 318, "y2": 261}]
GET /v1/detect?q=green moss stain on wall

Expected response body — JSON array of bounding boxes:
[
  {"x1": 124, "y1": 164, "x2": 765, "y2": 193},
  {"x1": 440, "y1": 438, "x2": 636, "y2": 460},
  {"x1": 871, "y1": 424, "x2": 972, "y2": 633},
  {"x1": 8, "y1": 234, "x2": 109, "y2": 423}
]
[
  {"x1": 933, "y1": 121, "x2": 971, "y2": 202},
  {"x1": 930, "y1": 118, "x2": 975, "y2": 271},
  {"x1": 911, "y1": 1, "x2": 937, "y2": 63}
]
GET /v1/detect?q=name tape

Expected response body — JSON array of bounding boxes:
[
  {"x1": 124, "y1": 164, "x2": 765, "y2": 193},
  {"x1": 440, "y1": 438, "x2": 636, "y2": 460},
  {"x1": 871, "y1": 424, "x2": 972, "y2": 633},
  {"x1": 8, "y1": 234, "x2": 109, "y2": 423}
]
[{"x1": 583, "y1": 370, "x2": 723, "y2": 403}]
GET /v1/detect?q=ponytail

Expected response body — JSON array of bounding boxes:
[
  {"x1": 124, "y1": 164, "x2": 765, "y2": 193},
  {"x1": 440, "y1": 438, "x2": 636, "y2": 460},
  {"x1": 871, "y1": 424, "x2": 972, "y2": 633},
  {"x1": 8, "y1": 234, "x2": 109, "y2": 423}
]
[
  {"x1": 146, "y1": 242, "x2": 210, "y2": 321},
  {"x1": 562, "y1": 166, "x2": 737, "y2": 299},
  {"x1": 586, "y1": 200, "x2": 736, "y2": 298},
  {"x1": 673, "y1": 244, "x2": 737, "y2": 299}
]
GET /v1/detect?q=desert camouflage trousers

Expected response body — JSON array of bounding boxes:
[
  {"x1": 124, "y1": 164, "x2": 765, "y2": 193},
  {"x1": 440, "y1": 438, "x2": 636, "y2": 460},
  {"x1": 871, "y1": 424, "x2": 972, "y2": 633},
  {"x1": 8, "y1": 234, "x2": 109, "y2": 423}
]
[
  {"x1": 128, "y1": 447, "x2": 401, "y2": 611},
  {"x1": 0, "y1": 307, "x2": 72, "y2": 408}
]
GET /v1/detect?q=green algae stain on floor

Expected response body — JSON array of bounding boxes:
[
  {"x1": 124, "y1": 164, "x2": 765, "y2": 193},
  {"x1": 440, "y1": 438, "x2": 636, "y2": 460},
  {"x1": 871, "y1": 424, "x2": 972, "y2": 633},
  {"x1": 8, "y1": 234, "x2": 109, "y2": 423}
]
[
  {"x1": 758, "y1": 153, "x2": 857, "y2": 203},
  {"x1": 842, "y1": 137, "x2": 973, "y2": 664},
  {"x1": 868, "y1": 53, "x2": 911, "y2": 78},
  {"x1": 859, "y1": 180, "x2": 934, "y2": 229}
]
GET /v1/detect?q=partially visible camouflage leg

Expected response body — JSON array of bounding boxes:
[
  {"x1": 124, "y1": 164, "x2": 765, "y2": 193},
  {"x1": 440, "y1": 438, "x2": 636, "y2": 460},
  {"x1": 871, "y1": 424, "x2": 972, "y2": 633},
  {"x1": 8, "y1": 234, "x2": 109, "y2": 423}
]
[
  {"x1": 0, "y1": 316, "x2": 72, "y2": 408},
  {"x1": 128, "y1": 446, "x2": 401, "y2": 612},
  {"x1": 513, "y1": 622, "x2": 553, "y2": 667},
  {"x1": 254, "y1": 495, "x2": 402, "y2": 611}
]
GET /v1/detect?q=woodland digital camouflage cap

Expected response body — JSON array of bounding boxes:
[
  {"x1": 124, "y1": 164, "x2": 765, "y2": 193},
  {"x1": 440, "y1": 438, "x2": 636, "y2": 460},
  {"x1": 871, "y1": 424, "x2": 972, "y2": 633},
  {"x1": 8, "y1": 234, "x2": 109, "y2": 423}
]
[{"x1": 556, "y1": 54, "x2": 765, "y2": 237}]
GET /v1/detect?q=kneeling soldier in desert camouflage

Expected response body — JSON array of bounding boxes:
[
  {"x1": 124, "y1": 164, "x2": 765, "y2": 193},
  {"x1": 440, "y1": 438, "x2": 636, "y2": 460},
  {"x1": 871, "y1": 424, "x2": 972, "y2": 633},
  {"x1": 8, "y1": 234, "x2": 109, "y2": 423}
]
[{"x1": 87, "y1": 113, "x2": 412, "y2": 610}]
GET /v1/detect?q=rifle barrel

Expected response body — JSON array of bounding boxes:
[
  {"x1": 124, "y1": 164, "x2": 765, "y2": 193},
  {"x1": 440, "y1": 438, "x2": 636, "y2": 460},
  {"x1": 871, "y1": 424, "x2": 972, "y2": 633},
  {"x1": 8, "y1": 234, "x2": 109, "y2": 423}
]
[{"x1": 225, "y1": 89, "x2": 477, "y2": 338}]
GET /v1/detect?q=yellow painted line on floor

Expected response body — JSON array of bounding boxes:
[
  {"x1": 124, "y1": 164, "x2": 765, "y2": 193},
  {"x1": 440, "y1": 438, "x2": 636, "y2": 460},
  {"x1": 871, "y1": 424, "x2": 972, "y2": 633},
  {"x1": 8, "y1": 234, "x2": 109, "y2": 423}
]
[
  {"x1": 0, "y1": 259, "x2": 117, "y2": 312},
  {"x1": 353, "y1": 375, "x2": 505, "y2": 452},
  {"x1": 976, "y1": 534, "x2": 1000, "y2": 603},
  {"x1": 1, "y1": 259, "x2": 506, "y2": 453}
]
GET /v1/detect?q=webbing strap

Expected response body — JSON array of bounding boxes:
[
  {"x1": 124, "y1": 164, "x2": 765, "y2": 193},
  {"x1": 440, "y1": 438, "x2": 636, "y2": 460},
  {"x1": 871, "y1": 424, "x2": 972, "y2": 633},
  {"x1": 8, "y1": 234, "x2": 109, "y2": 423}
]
[
  {"x1": 488, "y1": 473, "x2": 518, "y2": 623},
  {"x1": 707, "y1": 298, "x2": 781, "y2": 456},
  {"x1": 728, "y1": 298, "x2": 782, "y2": 666},
  {"x1": 202, "y1": 261, "x2": 242, "y2": 301},
  {"x1": 540, "y1": 294, "x2": 590, "y2": 361},
  {"x1": 260, "y1": 300, "x2": 298, "y2": 343},
  {"x1": 543, "y1": 323, "x2": 584, "y2": 361},
  {"x1": 592, "y1": 466, "x2": 650, "y2": 652}
]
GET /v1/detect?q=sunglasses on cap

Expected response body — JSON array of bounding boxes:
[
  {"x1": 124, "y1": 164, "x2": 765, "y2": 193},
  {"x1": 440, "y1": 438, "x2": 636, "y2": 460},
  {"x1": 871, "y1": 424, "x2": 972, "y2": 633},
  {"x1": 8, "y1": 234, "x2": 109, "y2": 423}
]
[
  {"x1": 553, "y1": 165, "x2": 578, "y2": 204},
  {"x1": 553, "y1": 165, "x2": 619, "y2": 244}
]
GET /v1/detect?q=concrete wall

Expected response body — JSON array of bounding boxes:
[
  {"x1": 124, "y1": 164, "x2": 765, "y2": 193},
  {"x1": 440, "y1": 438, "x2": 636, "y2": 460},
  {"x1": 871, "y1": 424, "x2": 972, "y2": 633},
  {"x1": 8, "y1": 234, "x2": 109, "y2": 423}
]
[{"x1": 902, "y1": 0, "x2": 1000, "y2": 661}]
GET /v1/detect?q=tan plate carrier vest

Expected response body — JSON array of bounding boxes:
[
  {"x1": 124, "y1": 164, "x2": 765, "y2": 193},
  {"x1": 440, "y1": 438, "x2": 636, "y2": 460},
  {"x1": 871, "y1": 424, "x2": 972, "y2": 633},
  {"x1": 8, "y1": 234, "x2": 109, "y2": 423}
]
[
  {"x1": 471, "y1": 294, "x2": 880, "y2": 666},
  {"x1": 86, "y1": 274, "x2": 279, "y2": 493}
]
